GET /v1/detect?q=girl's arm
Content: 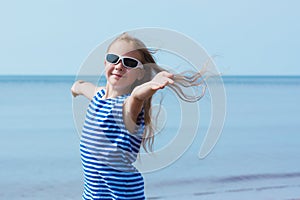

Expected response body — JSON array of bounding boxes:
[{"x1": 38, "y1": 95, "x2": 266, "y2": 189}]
[
  {"x1": 71, "y1": 80, "x2": 101, "y2": 100},
  {"x1": 123, "y1": 71, "x2": 174, "y2": 133}
]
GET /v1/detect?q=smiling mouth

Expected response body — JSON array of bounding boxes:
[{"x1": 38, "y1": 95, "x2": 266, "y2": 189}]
[{"x1": 112, "y1": 73, "x2": 123, "y2": 78}]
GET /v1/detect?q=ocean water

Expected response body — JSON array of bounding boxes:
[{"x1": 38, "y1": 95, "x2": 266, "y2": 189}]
[{"x1": 0, "y1": 75, "x2": 299, "y2": 200}]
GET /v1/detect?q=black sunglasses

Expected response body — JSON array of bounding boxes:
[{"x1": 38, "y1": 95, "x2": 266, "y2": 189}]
[{"x1": 105, "y1": 53, "x2": 143, "y2": 69}]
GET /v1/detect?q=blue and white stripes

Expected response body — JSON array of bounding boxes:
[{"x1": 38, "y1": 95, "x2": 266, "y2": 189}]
[{"x1": 80, "y1": 89, "x2": 145, "y2": 200}]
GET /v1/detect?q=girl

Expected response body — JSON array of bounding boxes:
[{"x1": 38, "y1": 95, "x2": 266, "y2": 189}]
[{"x1": 71, "y1": 33, "x2": 207, "y2": 200}]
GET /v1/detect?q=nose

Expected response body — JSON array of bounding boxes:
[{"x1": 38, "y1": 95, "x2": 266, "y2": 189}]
[{"x1": 114, "y1": 60, "x2": 125, "y2": 71}]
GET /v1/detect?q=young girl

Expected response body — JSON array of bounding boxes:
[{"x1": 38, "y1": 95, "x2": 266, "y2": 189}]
[{"x1": 71, "y1": 33, "x2": 207, "y2": 200}]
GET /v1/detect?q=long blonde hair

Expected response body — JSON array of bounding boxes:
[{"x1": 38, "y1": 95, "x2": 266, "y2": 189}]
[{"x1": 107, "y1": 33, "x2": 208, "y2": 152}]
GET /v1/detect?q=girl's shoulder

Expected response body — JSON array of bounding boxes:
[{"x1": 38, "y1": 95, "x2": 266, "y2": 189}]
[{"x1": 94, "y1": 86, "x2": 105, "y2": 97}]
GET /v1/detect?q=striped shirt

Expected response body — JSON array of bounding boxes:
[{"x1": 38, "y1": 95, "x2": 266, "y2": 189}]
[{"x1": 80, "y1": 89, "x2": 145, "y2": 200}]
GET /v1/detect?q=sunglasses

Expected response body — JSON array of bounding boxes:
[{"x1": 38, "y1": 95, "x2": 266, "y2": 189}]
[{"x1": 105, "y1": 53, "x2": 143, "y2": 69}]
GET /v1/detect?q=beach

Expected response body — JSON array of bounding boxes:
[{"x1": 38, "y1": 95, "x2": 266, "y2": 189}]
[{"x1": 0, "y1": 76, "x2": 299, "y2": 199}]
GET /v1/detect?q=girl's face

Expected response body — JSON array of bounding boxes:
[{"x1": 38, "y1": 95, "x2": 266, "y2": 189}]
[{"x1": 105, "y1": 40, "x2": 144, "y2": 92}]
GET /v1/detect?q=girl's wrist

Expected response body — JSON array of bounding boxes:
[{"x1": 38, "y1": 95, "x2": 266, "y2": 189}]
[{"x1": 132, "y1": 82, "x2": 154, "y2": 101}]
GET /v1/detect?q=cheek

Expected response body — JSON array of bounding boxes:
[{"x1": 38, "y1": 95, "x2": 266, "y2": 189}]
[
  {"x1": 105, "y1": 64, "x2": 113, "y2": 75},
  {"x1": 125, "y1": 70, "x2": 139, "y2": 82}
]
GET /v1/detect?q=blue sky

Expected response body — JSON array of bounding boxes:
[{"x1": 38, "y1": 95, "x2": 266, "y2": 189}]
[{"x1": 0, "y1": 0, "x2": 299, "y2": 75}]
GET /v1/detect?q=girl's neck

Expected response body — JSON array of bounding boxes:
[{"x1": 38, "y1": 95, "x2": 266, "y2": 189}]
[{"x1": 104, "y1": 84, "x2": 131, "y2": 99}]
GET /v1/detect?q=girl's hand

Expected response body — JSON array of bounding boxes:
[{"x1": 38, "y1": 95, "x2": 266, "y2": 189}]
[
  {"x1": 71, "y1": 80, "x2": 84, "y2": 97},
  {"x1": 149, "y1": 71, "x2": 174, "y2": 90},
  {"x1": 131, "y1": 71, "x2": 174, "y2": 101}
]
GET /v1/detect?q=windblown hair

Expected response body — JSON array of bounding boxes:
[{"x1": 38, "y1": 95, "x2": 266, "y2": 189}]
[{"x1": 107, "y1": 32, "x2": 208, "y2": 152}]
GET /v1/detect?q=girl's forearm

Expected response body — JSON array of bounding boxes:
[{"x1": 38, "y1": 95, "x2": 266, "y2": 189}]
[
  {"x1": 124, "y1": 83, "x2": 155, "y2": 130},
  {"x1": 123, "y1": 71, "x2": 174, "y2": 131}
]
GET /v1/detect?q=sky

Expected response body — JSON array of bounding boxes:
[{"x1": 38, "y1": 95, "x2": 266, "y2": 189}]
[{"x1": 0, "y1": 0, "x2": 299, "y2": 75}]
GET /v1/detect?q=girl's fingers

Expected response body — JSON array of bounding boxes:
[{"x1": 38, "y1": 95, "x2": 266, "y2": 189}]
[
  {"x1": 166, "y1": 77, "x2": 174, "y2": 84},
  {"x1": 161, "y1": 71, "x2": 174, "y2": 78}
]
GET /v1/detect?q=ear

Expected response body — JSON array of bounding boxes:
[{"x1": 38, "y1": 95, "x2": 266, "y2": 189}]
[{"x1": 137, "y1": 68, "x2": 145, "y2": 80}]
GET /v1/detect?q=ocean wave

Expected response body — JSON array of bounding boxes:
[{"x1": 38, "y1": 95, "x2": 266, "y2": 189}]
[{"x1": 218, "y1": 172, "x2": 300, "y2": 183}]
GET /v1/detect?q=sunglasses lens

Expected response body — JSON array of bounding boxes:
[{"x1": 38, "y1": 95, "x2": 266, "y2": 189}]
[
  {"x1": 106, "y1": 54, "x2": 119, "y2": 64},
  {"x1": 123, "y1": 58, "x2": 138, "y2": 68}
]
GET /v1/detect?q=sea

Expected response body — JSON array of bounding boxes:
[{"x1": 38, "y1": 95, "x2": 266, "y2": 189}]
[{"x1": 0, "y1": 75, "x2": 299, "y2": 200}]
